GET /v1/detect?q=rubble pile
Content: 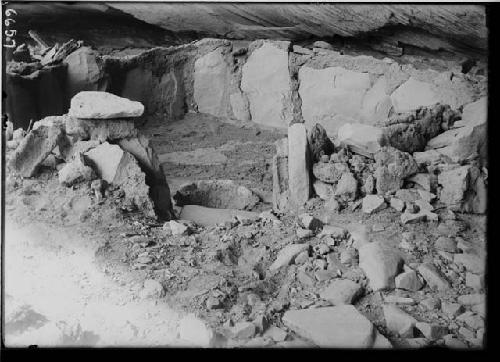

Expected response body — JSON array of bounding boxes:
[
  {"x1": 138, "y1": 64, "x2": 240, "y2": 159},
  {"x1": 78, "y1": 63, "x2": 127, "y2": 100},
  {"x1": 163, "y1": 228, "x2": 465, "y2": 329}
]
[{"x1": 6, "y1": 91, "x2": 174, "y2": 220}]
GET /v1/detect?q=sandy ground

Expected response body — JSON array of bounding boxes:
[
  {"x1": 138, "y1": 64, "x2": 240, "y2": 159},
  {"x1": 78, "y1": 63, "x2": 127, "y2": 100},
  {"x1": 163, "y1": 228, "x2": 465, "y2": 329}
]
[{"x1": 3, "y1": 217, "x2": 188, "y2": 347}]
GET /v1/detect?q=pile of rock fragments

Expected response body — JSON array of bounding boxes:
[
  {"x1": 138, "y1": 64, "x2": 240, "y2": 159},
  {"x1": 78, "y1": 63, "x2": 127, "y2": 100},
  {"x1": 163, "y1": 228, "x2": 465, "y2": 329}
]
[{"x1": 6, "y1": 91, "x2": 174, "y2": 220}]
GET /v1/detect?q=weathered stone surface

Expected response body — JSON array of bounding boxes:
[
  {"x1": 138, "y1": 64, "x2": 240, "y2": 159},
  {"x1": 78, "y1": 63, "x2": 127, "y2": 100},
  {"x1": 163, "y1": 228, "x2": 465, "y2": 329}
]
[
  {"x1": 360, "y1": 76, "x2": 393, "y2": 124},
  {"x1": 457, "y1": 293, "x2": 485, "y2": 306},
  {"x1": 269, "y1": 243, "x2": 309, "y2": 271},
  {"x1": 299, "y1": 66, "x2": 371, "y2": 135},
  {"x1": 159, "y1": 147, "x2": 227, "y2": 166},
  {"x1": 438, "y1": 165, "x2": 486, "y2": 214},
  {"x1": 407, "y1": 173, "x2": 432, "y2": 191},
  {"x1": 334, "y1": 172, "x2": 358, "y2": 201},
  {"x1": 427, "y1": 98, "x2": 487, "y2": 164},
  {"x1": 119, "y1": 135, "x2": 174, "y2": 219},
  {"x1": 381, "y1": 104, "x2": 458, "y2": 154},
  {"x1": 359, "y1": 242, "x2": 403, "y2": 291},
  {"x1": 362, "y1": 195, "x2": 386, "y2": 214},
  {"x1": 319, "y1": 279, "x2": 363, "y2": 305},
  {"x1": 391, "y1": 77, "x2": 437, "y2": 112},
  {"x1": 282, "y1": 305, "x2": 377, "y2": 348},
  {"x1": 298, "y1": 213, "x2": 323, "y2": 231},
  {"x1": 400, "y1": 211, "x2": 427, "y2": 225},
  {"x1": 313, "y1": 180, "x2": 335, "y2": 200},
  {"x1": 66, "y1": 117, "x2": 137, "y2": 142},
  {"x1": 58, "y1": 156, "x2": 96, "y2": 186},
  {"x1": 454, "y1": 253, "x2": 485, "y2": 274},
  {"x1": 417, "y1": 263, "x2": 451, "y2": 290},
  {"x1": 307, "y1": 123, "x2": 335, "y2": 163},
  {"x1": 434, "y1": 236, "x2": 457, "y2": 253},
  {"x1": 441, "y1": 302, "x2": 464, "y2": 318},
  {"x1": 64, "y1": 46, "x2": 107, "y2": 99},
  {"x1": 272, "y1": 155, "x2": 289, "y2": 211},
  {"x1": 194, "y1": 48, "x2": 231, "y2": 117},
  {"x1": 139, "y1": 279, "x2": 164, "y2": 299},
  {"x1": 229, "y1": 91, "x2": 251, "y2": 121},
  {"x1": 231, "y1": 322, "x2": 256, "y2": 340},
  {"x1": 395, "y1": 270, "x2": 423, "y2": 291},
  {"x1": 337, "y1": 123, "x2": 384, "y2": 157},
  {"x1": 466, "y1": 272, "x2": 484, "y2": 291},
  {"x1": 288, "y1": 123, "x2": 311, "y2": 207},
  {"x1": 8, "y1": 125, "x2": 64, "y2": 177},
  {"x1": 241, "y1": 41, "x2": 293, "y2": 128},
  {"x1": 85, "y1": 142, "x2": 157, "y2": 218},
  {"x1": 173, "y1": 180, "x2": 259, "y2": 210},
  {"x1": 374, "y1": 146, "x2": 418, "y2": 195},
  {"x1": 69, "y1": 91, "x2": 144, "y2": 119},
  {"x1": 415, "y1": 322, "x2": 447, "y2": 340},
  {"x1": 383, "y1": 304, "x2": 417, "y2": 335},
  {"x1": 413, "y1": 149, "x2": 442, "y2": 166},
  {"x1": 312, "y1": 162, "x2": 349, "y2": 184},
  {"x1": 178, "y1": 313, "x2": 215, "y2": 347},
  {"x1": 390, "y1": 197, "x2": 405, "y2": 212},
  {"x1": 64, "y1": 140, "x2": 101, "y2": 161}
]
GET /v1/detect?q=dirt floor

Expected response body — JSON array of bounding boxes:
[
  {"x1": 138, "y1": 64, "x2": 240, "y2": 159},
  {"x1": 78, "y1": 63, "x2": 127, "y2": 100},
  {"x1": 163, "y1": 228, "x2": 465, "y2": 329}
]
[{"x1": 3, "y1": 112, "x2": 487, "y2": 348}]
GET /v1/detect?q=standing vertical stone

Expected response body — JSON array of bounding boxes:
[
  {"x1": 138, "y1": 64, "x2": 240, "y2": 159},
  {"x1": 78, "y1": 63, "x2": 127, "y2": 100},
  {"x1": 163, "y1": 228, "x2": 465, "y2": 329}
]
[
  {"x1": 194, "y1": 48, "x2": 231, "y2": 118},
  {"x1": 288, "y1": 123, "x2": 311, "y2": 207},
  {"x1": 241, "y1": 41, "x2": 293, "y2": 128}
]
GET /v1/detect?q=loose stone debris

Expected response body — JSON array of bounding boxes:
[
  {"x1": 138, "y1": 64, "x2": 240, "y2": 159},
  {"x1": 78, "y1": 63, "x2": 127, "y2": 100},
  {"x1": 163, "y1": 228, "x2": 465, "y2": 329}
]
[{"x1": 4, "y1": 12, "x2": 487, "y2": 348}]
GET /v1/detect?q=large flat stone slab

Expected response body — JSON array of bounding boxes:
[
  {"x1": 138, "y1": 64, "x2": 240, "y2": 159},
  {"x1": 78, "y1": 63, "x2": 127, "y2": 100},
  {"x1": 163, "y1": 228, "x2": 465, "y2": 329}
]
[
  {"x1": 69, "y1": 91, "x2": 144, "y2": 119},
  {"x1": 299, "y1": 66, "x2": 371, "y2": 135},
  {"x1": 241, "y1": 41, "x2": 293, "y2": 128},
  {"x1": 282, "y1": 305, "x2": 377, "y2": 348}
]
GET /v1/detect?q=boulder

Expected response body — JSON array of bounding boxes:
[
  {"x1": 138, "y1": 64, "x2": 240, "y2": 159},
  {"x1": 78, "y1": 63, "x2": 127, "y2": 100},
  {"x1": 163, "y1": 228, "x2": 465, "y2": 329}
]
[
  {"x1": 64, "y1": 46, "x2": 108, "y2": 100},
  {"x1": 374, "y1": 146, "x2": 418, "y2": 195},
  {"x1": 438, "y1": 165, "x2": 487, "y2": 214},
  {"x1": 178, "y1": 314, "x2": 216, "y2": 347},
  {"x1": 334, "y1": 172, "x2": 358, "y2": 201},
  {"x1": 395, "y1": 270, "x2": 423, "y2": 291},
  {"x1": 173, "y1": 180, "x2": 259, "y2": 210},
  {"x1": 85, "y1": 142, "x2": 157, "y2": 218},
  {"x1": 312, "y1": 162, "x2": 349, "y2": 184},
  {"x1": 269, "y1": 243, "x2": 309, "y2": 271},
  {"x1": 313, "y1": 180, "x2": 335, "y2": 200},
  {"x1": 417, "y1": 263, "x2": 451, "y2": 290},
  {"x1": 8, "y1": 125, "x2": 64, "y2": 177},
  {"x1": 362, "y1": 195, "x2": 387, "y2": 214},
  {"x1": 68, "y1": 91, "x2": 144, "y2": 119},
  {"x1": 241, "y1": 41, "x2": 293, "y2": 128},
  {"x1": 383, "y1": 304, "x2": 417, "y2": 335},
  {"x1": 337, "y1": 123, "x2": 384, "y2": 157},
  {"x1": 319, "y1": 279, "x2": 363, "y2": 305},
  {"x1": 391, "y1": 77, "x2": 437, "y2": 112},
  {"x1": 415, "y1": 322, "x2": 448, "y2": 340},
  {"x1": 58, "y1": 155, "x2": 96, "y2": 186},
  {"x1": 194, "y1": 48, "x2": 231, "y2": 118},
  {"x1": 426, "y1": 98, "x2": 487, "y2": 164},
  {"x1": 288, "y1": 123, "x2": 311, "y2": 207},
  {"x1": 307, "y1": 123, "x2": 335, "y2": 163},
  {"x1": 282, "y1": 305, "x2": 378, "y2": 348},
  {"x1": 119, "y1": 135, "x2": 174, "y2": 219},
  {"x1": 359, "y1": 242, "x2": 403, "y2": 291},
  {"x1": 299, "y1": 67, "x2": 371, "y2": 135}
]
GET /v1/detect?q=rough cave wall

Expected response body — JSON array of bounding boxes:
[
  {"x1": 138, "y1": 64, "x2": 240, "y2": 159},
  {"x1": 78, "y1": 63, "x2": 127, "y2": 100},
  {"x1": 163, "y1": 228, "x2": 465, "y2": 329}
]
[{"x1": 107, "y1": 38, "x2": 485, "y2": 134}]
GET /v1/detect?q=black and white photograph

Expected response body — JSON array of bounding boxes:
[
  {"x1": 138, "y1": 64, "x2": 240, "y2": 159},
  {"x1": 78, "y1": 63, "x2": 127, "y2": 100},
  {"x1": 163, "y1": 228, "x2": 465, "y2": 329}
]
[{"x1": 1, "y1": 1, "x2": 489, "y2": 349}]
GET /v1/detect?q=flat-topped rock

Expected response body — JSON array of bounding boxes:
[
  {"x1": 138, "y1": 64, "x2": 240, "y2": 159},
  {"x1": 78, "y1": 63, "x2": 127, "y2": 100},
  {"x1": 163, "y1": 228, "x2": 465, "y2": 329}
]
[
  {"x1": 282, "y1": 305, "x2": 378, "y2": 348},
  {"x1": 69, "y1": 91, "x2": 145, "y2": 119}
]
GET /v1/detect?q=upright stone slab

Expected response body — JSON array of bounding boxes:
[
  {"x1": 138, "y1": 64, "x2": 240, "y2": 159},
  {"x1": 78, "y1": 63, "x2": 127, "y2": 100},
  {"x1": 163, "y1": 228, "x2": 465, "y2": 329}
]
[
  {"x1": 8, "y1": 125, "x2": 64, "y2": 177},
  {"x1": 299, "y1": 66, "x2": 371, "y2": 135},
  {"x1": 241, "y1": 41, "x2": 293, "y2": 128},
  {"x1": 194, "y1": 48, "x2": 231, "y2": 118},
  {"x1": 288, "y1": 123, "x2": 311, "y2": 208},
  {"x1": 391, "y1": 77, "x2": 438, "y2": 112},
  {"x1": 85, "y1": 142, "x2": 157, "y2": 218},
  {"x1": 64, "y1": 46, "x2": 108, "y2": 100}
]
